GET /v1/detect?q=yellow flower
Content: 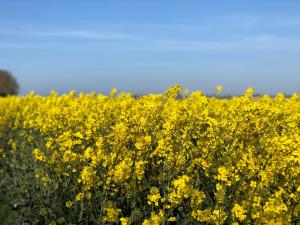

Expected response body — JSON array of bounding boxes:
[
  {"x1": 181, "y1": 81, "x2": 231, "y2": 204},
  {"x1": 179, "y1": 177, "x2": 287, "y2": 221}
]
[
  {"x1": 250, "y1": 181, "x2": 257, "y2": 188},
  {"x1": 120, "y1": 217, "x2": 129, "y2": 225},
  {"x1": 168, "y1": 175, "x2": 191, "y2": 205},
  {"x1": 80, "y1": 166, "x2": 98, "y2": 190},
  {"x1": 142, "y1": 219, "x2": 151, "y2": 225},
  {"x1": 33, "y1": 148, "x2": 45, "y2": 161},
  {"x1": 216, "y1": 85, "x2": 223, "y2": 94},
  {"x1": 135, "y1": 160, "x2": 146, "y2": 180},
  {"x1": 65, "y1": 201, "x2": 73, "y2": 208},
  {"x1": 103, "y1": 206, "x2": 121, "y2": 222},
  {"x1": 168, "y1": 217, "x2": 176, "y2": 222},
  {"x1": 217, "y1": 167, "x2": 229, "y2": 182},
  {"x1": 143, "y1": 210, "x2": 164, "y2": 225},
  {"x1": 147, "y1": 187, "x2": 161, "y2": 206},
  {"x1": 232, "y1": 203, "x2": 247, "y2": 221},
  {"x1": 75, "y1": 192, "x2": 84, "y2": 201}
]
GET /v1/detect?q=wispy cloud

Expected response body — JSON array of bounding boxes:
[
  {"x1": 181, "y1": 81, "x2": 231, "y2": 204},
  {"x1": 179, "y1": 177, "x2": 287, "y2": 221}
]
[
  {"x1": 2, "y1": 27, "x2": 300, "y2": 53},
  {"x1": 279, "y1": 19, "x2": 300, "y2": 27},
  {"x1": 0, "y1": 29, "x2": 133, "y2": 40},
  {"x1": 149, "y1": 39, "x2": 240, "y2": 51},
  {"x1": 243, "y1": 35, "x2": 300, "y2": 50},
  {"x1": 141, "y1": 35, "x2": 300, "y2": 52},
  {"x1": 0, "y1": 43, "x2": 36, "y2": 48}
]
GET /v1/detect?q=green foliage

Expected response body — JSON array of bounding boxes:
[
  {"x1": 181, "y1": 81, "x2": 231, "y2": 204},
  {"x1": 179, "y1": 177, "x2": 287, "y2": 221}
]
[{"x1": 0, "y1": 196, "x2": 17, "y2": 225}]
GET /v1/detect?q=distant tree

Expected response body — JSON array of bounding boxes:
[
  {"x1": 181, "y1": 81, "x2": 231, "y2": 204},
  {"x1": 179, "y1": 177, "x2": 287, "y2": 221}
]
[{"x1": 0, "y1": 70, "x2": 19, "y2": 96}]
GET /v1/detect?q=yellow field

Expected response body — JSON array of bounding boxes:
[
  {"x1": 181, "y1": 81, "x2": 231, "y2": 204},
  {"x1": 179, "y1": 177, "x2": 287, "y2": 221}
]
[{"x1": 1, "y1": 85, "x2": 300, "y2": 224}]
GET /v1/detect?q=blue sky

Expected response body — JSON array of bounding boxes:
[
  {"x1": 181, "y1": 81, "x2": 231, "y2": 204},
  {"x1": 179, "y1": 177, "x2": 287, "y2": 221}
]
[{"x1": 1, "y1": 0, "x2": 300, "y2": 95}]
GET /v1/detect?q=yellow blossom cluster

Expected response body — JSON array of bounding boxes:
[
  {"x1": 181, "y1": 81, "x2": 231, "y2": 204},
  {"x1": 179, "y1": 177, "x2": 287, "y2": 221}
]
[{"x1": 1, "y1": 85, "x2": 300, "y2": 224}]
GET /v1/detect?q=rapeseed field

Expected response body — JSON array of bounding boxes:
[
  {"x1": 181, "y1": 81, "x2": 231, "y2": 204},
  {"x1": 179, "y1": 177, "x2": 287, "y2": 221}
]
[{"x1": 1, "y1": 85, "x2": 300, "y2": 224}]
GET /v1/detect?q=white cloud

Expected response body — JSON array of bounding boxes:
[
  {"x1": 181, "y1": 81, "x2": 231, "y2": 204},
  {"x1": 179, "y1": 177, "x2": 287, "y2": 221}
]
[
  {"x1": 141, "y1": 35, "x2": 300, "y2": 52},
  {"x1": 150, "y1": 39, "x2": 240, "y2": 51},
  {"x1": 0, "y1": 29, "x2": 133, "y2": 40},
  {"x1": 0, "y1": 43, "x2": 35, "y2": 48},
  {"x1": 243, "y1": 35, "x2": 300, "y2": 50}
]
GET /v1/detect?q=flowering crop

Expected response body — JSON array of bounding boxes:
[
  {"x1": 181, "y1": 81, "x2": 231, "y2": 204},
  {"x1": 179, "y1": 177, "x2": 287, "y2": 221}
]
[{"x1": 1, "y1": 86, "x2": 300, "y2": 224}]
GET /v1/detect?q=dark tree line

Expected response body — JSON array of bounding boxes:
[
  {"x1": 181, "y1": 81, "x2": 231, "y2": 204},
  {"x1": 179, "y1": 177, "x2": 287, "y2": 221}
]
[{"x1": 0, "y1": 69, "x2": 19, "y2": 96}]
